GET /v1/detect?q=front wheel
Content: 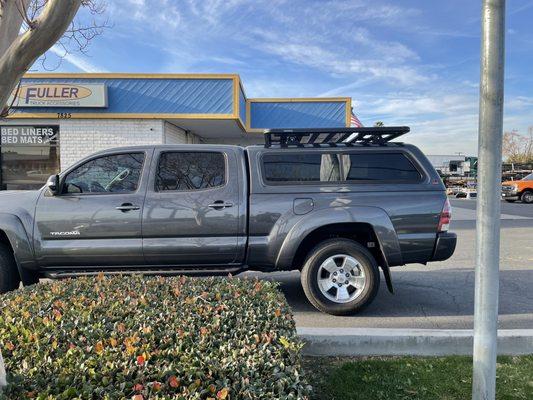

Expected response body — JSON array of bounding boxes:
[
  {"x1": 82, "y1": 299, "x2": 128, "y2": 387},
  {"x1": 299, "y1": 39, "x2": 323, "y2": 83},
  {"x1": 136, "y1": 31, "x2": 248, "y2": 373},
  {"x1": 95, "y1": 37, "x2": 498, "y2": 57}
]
[
  {"x1": 521, "y1": 191, "x2": 533, "y2": 204},
  {"x1": 0, "y1": 243, "x2": 21, "y2": 294},
  {"x1": 300, "y1": 239, "x2": 380, "y2": 316}
]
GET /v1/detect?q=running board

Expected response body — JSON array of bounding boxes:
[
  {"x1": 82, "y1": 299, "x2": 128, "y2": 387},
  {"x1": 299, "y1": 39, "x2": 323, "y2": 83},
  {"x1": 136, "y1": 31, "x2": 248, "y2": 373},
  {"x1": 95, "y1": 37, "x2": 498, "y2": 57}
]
[{"x1": 44, "y1": 267, "x2": 246, "y2": 279}]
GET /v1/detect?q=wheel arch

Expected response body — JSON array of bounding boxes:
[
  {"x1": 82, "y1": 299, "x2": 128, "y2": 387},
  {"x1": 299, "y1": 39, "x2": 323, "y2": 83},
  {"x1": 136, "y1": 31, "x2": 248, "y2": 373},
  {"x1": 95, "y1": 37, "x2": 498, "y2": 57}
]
[
  {"x1": 275, "y1": 206, "x2": 402, "y2": 292},
  {"x1": 0, "y1": 213, "x2": 37, "y2": 284}
]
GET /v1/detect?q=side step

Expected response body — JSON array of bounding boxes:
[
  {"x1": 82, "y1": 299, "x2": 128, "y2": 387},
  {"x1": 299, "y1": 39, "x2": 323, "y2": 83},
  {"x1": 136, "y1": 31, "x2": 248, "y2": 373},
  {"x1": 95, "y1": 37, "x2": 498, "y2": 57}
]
[{"x1": 44, "y1": 267, "x2": 246, "y2": 279}]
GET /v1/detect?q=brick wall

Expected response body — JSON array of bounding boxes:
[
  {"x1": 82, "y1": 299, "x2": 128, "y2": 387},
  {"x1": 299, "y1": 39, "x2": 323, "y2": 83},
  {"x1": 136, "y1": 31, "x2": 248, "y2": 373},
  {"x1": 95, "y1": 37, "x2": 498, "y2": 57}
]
[{"x1": 60, "y1": 119, "x2": 165, "y2": 170}]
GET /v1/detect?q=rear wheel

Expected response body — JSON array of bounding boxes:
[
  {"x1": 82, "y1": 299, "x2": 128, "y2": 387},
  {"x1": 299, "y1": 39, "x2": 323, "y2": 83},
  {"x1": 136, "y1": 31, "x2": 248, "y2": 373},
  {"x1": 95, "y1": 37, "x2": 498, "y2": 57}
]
[
  {"x1": 300, "y1": 239, "x2": 380, "y2": 316},
  {"x1": 0, "y1": 243, "x2": 21, "y2": 294},
  {"x1": 521, "y1": 191, "x2": 533, "y2": 204}
]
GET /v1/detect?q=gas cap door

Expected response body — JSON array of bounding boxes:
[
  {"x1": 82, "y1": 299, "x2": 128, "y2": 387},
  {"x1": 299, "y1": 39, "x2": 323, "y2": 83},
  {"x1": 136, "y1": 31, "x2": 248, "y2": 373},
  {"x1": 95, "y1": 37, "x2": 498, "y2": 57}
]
[{"x1": 293, "y1": 198, "x2": 314, "y2": 215}]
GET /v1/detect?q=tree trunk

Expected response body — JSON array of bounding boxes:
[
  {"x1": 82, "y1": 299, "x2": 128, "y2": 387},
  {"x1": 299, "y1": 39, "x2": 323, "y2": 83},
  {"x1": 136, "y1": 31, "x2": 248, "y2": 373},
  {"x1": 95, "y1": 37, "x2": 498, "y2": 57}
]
[{"x1": 0, "y1": 0, "x2": 82, "y2": 112}]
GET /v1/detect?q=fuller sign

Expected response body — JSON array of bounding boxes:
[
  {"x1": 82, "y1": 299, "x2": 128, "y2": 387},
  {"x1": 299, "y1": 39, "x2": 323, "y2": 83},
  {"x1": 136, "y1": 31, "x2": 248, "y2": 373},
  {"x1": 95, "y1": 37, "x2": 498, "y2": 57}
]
[{"x1": 9, "y1": 83, "x2": 107, "y2": 108}]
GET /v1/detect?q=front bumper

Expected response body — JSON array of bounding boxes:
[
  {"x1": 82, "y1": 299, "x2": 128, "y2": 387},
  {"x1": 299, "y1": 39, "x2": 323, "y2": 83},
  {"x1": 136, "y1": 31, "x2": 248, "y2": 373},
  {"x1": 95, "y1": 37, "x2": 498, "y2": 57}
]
[
  {"x1": 501, "y1": 193, "x2": 519, "y2": 200},
  {"x1": 431, "y1": 232, "x2": 457, "y2": 262}
]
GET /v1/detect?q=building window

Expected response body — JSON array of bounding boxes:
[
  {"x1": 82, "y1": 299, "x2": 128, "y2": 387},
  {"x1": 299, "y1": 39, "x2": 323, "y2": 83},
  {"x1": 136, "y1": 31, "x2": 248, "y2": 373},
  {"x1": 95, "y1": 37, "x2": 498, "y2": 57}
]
[
  {"x1": 63, "y1": 153, "x2": 145, "y2": 194},
  {"x1": 155, "y1": 152, "x2": 225, "y2": 191},
  {"x1": 0, "y1": 126, "x2": 60, "y2": 190}
]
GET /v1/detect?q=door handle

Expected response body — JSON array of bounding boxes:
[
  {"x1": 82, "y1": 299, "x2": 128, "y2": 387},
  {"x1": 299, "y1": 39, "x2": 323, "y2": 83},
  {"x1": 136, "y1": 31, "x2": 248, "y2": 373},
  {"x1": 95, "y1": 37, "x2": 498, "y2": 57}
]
[
  {"x1": 116, "y1": 203, "x2": 140, "y2": 212},
  {"x1": 208, "y1": 200, "x2": 234, "y2": 210}
]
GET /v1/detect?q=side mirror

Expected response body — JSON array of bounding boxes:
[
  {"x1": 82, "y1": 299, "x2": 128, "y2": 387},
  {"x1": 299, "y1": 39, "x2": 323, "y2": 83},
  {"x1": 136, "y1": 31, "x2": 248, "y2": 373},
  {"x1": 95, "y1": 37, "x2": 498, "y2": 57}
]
[{"x1": 46, "y1": 174, "x2": 60, "y2": 195}]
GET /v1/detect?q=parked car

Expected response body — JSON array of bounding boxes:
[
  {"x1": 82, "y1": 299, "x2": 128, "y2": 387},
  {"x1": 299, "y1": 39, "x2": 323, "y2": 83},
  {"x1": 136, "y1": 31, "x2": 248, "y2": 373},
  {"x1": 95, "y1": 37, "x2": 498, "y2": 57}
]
[
  {"x1": 501, "y1": 173, "x2": 533, "y2": 203},
  {"x1": 456, "y1": 190, "x2": 477, "y2": 199},
  {"x1": 0, "y1": 127, "x2": 456, "y2": 315}
]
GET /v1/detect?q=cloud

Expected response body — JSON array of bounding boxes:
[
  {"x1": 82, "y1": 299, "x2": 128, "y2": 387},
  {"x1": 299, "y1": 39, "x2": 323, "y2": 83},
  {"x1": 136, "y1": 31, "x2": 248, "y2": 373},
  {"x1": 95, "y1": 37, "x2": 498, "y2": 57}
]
[{"x1": 49, "y1": 46, "x2": 107, "y2": 73}]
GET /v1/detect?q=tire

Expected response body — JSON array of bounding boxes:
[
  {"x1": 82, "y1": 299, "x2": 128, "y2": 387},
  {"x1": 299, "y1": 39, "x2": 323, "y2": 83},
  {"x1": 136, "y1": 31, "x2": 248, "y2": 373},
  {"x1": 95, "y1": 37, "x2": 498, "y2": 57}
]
[
  {"x1": 521, "y1": 190, "x2": 533, "y2": 204},
  {"x1": 0, "y1": 243, "x2": 21, "y2": 294},
  {"x1": 300, "y1": 239, "x2": 380, "y2": 316}
]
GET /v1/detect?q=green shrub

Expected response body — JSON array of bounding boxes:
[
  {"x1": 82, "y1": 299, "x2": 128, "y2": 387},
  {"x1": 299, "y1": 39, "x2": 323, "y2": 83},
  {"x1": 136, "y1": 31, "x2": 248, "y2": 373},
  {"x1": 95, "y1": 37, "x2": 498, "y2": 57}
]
[{"x1": 0, "y1": 275, "x2": 309, "y2": 399}]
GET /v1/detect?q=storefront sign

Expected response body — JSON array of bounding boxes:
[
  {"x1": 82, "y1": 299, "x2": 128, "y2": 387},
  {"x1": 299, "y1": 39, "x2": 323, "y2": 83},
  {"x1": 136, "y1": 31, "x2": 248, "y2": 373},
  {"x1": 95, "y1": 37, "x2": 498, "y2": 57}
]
[
  {"x1": 9, "y1": 83, "x2": 107, "y2": 108},
  {"x1": 1, "y1": 126, "x2": 59, "y2": 146}
]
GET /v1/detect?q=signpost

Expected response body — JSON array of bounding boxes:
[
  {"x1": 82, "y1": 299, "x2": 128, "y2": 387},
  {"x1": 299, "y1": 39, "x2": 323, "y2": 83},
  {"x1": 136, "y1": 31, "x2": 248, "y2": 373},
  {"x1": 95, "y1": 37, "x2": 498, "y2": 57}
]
[{"x1": 473, "y1": 1, "x2": 506, "y2": 399}]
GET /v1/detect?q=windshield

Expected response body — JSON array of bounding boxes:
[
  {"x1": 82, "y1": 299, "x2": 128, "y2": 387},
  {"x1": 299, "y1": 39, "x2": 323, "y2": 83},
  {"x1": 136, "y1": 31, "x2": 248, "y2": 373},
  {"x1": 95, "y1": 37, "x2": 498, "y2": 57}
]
[{"x1": 522, "y1": 173, "x2": 533, "y2": 181}]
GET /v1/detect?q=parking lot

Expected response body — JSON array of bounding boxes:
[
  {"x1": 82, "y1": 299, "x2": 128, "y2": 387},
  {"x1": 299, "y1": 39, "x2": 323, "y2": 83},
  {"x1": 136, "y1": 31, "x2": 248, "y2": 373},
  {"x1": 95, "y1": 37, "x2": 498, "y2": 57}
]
[{"x1": 248, "y1": 199, "x2": 533, "y2": 329}]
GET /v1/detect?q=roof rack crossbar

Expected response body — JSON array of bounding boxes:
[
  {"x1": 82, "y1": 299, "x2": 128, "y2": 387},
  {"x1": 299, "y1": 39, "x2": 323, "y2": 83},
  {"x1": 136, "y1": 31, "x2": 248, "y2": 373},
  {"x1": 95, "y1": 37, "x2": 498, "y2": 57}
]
[{"x1": 264, "y1": 126, "x2": 409, "y2": 148}]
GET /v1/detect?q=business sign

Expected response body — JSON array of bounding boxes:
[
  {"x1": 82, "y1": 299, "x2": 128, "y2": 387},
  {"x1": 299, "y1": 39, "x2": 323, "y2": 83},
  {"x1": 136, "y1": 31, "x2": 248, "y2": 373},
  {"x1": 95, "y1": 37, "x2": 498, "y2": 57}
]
[
  {"x1": 1, "y1": 126, "x2": 59, "y2": 146},
  {"x1": 9, "y1": 83, "x2": 107, "y2": 108}
]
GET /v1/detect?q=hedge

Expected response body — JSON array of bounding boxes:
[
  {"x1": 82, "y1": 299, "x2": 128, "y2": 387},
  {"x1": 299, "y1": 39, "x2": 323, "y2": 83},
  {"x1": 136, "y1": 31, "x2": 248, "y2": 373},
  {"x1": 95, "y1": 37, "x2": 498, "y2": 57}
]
[{"x1": 0, "y1": 275, "x2": 310, "y2": 399}]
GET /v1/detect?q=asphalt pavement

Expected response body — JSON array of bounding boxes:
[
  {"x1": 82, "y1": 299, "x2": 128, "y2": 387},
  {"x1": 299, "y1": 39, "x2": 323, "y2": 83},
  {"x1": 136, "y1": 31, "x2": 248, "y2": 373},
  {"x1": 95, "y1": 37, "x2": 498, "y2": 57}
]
[{"x1": 246, "y1": 199, "x2": 533, "y2": 330}]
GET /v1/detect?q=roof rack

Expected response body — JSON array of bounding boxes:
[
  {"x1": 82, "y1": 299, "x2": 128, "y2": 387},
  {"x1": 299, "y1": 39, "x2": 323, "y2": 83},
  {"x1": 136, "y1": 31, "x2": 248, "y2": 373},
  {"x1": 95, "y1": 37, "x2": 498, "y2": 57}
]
[{"x1": 264, "y1": 126, "x2": 410, "y2": 148}]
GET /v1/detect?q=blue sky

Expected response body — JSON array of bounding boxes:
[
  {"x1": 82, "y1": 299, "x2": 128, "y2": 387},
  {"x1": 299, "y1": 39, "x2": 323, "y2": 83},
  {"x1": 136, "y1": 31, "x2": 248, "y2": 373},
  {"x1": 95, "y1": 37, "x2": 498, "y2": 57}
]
[{"x1": 35, "y1": 0, "x2": 533, "y2": 155}]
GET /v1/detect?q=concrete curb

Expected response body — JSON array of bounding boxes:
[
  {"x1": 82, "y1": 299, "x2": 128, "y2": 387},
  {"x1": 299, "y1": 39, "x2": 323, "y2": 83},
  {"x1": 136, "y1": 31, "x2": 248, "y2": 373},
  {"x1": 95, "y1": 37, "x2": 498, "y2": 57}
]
[
  {"x1": 297, "y1": 328, "x2": 533, "y2": 356},
  {"x1": 0, "y1": 350, "x2": 6, "y2": 389}
]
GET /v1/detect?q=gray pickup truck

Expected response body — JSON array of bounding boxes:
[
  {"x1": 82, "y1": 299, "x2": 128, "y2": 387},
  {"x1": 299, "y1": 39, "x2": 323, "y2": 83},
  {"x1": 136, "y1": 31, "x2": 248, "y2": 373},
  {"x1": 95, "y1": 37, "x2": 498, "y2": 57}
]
[{"x1": 0, "y1": 127, "x2": 456, "y2": 315}]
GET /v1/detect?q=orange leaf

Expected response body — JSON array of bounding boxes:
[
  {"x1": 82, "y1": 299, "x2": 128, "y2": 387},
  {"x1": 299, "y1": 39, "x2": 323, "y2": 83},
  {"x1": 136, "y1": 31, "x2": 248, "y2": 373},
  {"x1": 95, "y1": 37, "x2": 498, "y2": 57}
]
[
  {"x1": 5, "y1": 341, "x2": 15, "y2": 351},
  {"x1": 136, "y1": 355, "x2": 145, "y2": 366},
  {"x1": 133, "y1": 383, "x2": 144, "y2": 392},
  {"x1": 94, "y1": 341, "x2": 104, "y2": 355},
  {"x1": 274, "y1": 309, "x2": 282, "y2": 317},
  {"x1": 200, "y1": 327, "x2": 208, "y2": 335},
  {"x1": 217, "y1": 388, "x2": 229, "y2": 399},
  {"x1": 152, "y1": 381, "x2": 162, "y2": 391},
  {"x1": 168, "y1": 375, "x2": 180, "y2": 388}
]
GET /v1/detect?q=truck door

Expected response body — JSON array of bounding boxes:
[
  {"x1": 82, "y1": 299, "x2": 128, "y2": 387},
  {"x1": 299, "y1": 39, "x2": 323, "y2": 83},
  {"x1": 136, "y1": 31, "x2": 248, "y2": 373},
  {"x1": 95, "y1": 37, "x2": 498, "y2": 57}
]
[
  {"x1": 33, "y1": 150, "x2": 152, "y2": 267},
  {"x1": 142, "y1": 147, "x2": 245, "y2": 266}
]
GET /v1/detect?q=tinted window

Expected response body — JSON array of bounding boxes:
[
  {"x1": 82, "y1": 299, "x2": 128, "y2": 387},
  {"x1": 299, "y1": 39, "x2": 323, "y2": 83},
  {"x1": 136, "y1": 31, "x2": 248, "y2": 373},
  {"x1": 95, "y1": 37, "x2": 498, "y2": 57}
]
[
  {"x1": 262, "y1": 152, "x2": 421, "y2": 184},
  {"x1": 343, "y1": 153, "x2": 421, "y2": 182},
  {"x1": 63, "y1": 153, "x2": 144, "y2": 194},
  {"x1": 155, "y1": 152, "x2": 225, "y2": 191},
  {"x1": 263, "y1": 153, "x2": 343, "y2": 182}
]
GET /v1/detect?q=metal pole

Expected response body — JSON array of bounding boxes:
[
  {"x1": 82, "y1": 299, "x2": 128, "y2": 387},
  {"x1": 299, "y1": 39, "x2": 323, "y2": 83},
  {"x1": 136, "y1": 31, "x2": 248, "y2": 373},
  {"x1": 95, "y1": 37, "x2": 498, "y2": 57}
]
[{"x1": 473, "y1": 1, "x2": 506, "y2": 399}]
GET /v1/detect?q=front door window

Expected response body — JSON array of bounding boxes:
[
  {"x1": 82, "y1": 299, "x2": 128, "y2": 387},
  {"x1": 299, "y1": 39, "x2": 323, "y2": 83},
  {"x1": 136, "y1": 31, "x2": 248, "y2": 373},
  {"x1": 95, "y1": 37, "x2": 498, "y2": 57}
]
[{"x1": 63, "y1": 153, "x2": 145, "y2": 194}]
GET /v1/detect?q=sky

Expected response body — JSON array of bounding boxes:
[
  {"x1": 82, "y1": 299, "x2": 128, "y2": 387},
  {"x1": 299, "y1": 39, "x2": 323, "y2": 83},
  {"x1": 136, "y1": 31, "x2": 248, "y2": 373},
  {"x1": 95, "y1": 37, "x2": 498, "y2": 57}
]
[{"x1": 32, "y1": 0, "x2": 533, "y2": 156}]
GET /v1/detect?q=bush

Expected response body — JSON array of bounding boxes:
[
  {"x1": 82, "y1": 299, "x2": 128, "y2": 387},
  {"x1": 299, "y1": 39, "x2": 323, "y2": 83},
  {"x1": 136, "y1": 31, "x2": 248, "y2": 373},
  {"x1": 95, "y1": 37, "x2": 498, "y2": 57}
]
[{"x1": 0, "y1": 275, "x2": 309, "y2": 399}]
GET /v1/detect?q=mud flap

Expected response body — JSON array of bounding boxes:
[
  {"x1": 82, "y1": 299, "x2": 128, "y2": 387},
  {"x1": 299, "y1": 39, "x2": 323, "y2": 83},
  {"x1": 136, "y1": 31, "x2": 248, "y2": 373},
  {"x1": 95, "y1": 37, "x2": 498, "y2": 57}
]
[{"x1": 381, "y1": 265, "x2": 394, "y2": 294}]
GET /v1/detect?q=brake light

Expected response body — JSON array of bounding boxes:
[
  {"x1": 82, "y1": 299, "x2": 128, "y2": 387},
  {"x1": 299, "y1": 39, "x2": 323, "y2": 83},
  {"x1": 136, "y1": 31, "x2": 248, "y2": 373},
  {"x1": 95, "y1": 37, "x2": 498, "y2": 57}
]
[{"x1": 438, "y1": 198, "x2": 451, "y2": 232}]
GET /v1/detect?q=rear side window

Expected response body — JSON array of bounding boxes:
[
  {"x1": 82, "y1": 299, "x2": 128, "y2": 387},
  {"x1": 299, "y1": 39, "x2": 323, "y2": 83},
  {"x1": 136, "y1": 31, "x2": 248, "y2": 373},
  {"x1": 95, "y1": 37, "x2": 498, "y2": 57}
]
[
  {"x1": 155, "y1": 152, "x2": 225, "y2": 191},
  {"x1": 262, "y1": 152, "x2": 421, "y2": 184},
  {"x1": 263, "y1": 153, "x2": 344, "y2": 182},
  {"x1": 344, "y1": 153, "x2": 421, "y2": 182}
]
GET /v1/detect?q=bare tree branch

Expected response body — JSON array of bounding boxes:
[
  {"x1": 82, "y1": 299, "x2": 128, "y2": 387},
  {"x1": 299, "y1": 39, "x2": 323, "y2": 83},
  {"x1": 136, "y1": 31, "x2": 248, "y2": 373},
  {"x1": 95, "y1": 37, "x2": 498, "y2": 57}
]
[
  {"x1": 0, "y1": 0, "x2": 82, "y2": 117},
  {"x1": 0, "y1": 0, "x2": 108, "y2": 117}
]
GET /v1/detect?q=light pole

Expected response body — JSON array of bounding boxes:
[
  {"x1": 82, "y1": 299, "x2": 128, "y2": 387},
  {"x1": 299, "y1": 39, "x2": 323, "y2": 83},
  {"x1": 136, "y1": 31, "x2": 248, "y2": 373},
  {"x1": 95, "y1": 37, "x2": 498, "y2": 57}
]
[{"x1": 473, "y1": 1, "x2": 506, "y2": 399}]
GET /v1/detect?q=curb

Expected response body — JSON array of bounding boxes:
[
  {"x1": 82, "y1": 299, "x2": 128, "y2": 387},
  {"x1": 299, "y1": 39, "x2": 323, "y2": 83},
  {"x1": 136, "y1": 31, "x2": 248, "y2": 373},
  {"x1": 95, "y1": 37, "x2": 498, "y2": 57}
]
[
  {"x1": 297, "y1": 328, "x2": 533, "y2": 356},
  {"x1": 0, "y1": 350, "x2": 6, "y2": 390}
]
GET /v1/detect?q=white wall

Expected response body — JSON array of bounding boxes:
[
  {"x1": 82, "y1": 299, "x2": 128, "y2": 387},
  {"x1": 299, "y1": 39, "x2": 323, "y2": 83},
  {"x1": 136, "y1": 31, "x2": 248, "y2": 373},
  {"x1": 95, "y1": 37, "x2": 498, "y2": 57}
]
[
  {"x1": 60, "y1": 119, "x2": 165, "y2": 170},
  {"x1": 164, "y1": 121, "x2": 202, "y2": 144}
]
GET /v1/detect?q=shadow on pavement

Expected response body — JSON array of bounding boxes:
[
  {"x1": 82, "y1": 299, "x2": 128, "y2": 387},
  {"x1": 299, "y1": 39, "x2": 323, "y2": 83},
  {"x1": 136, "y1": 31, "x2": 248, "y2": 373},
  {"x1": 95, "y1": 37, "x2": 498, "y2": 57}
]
[{"x1": 257, "y1": 269, "x2": 533, "y2": 318}]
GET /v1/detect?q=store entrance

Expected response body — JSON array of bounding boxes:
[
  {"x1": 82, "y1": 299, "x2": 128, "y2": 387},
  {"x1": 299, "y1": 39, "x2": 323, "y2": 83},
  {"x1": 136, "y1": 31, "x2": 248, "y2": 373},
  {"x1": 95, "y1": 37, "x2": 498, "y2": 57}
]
[{"x1": 0, "y1": 125, "x2": 60, "y2": 190}]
